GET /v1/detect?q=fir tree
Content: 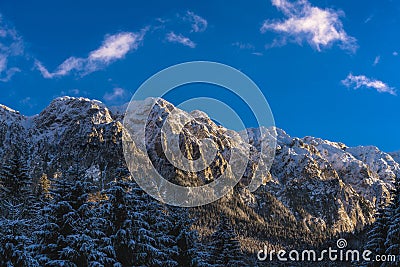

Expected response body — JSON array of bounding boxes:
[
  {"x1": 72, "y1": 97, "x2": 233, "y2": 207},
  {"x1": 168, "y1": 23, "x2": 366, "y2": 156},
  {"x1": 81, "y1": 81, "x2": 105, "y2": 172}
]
[
  {"x1": 143, "y1": 193, "x2": 178, "y2": 267},
  {"x1": 0, "y1": 148, "x2": 34, "y2": 216},
  {"x1": 209, "y1": 214, "x2": 246, "y2": 267},
  {"x1": 385, "y1": 180, "x2": 400, "y2": 259},
  {"x1": 101, "y1": 180, "x2": 136, "y2": 266},
  {"x1": 364, "y1": 206, "x2": 388, "y2": 257},
  {"x1": 130, "y1": 186, "x2": 177, "y2": 267},
  {"x1": 0, "y1": 201, "x2": 38, "y2": 266},
  {"x1": 0, "y1": 148, "x2": 37, "y2": 266},
  {"x1": 169, "y1": 208, "x2": 209, "y2": 267},
  {"x1": 34, "y1": 160, "x2": 105, "y2": 266},
  {"x1": 34, "y1": 172, "x2": 78, "y2": 266}
]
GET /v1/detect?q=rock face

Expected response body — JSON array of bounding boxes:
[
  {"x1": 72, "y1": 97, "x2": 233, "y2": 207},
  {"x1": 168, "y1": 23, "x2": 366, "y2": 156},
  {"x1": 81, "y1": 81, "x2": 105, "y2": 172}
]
[
  {"x1": 264, "y1": 130, "x2": 398, "y2": 233},
  {"x1": 0, "y1": 97, "x2": 126, "y2": 188},
  {"x1": 389, "y1": 151, "x2": 400, "y2": 164},
  {"x1": 121, "y1": 98, "x2": 276, "y2": 206},
  {"x1": 0, "y1": 96, "x2": 398, "y2": 235}
]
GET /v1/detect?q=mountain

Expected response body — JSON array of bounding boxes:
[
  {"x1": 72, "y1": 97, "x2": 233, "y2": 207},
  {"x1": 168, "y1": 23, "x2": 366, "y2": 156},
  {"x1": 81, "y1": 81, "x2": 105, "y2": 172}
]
[
  {"x1": 389, "y1": 150, "x2": 400, "y2": 164},
  {"x1": 0, "y1": 96, "x2": 398, "y2": 258}
]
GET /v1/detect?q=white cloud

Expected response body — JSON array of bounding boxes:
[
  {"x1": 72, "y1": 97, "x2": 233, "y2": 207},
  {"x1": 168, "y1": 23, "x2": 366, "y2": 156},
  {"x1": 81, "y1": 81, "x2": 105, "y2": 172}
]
[
  {"x1": 185, "y1": 11, "x2": 208, "y2": 33},
  {"x1": 166, "y1": 32, "x2": 196, "y2": 48},
  {"x1": 34, "y1": 60, "x2": 52, "y2": 78},
  {"x1": 35, "y1": 57, "x2": 84, "y2": 79},
  {"x1": 36, "y1": 30, "x2": 146, "y2": 79},
  {"x1": 373, "y1": 56, "x2": 380, "y2": 66},
  {"x1": 89, "y1": 32, "x2": 141, "y2": 63},
  {"x1": 0, "y1": 14, "x2": 24, "y2": 82},
  {"x1": 364, "y1": 14, "x2": 374, "y2": 24},
  {"x1": 261, "y1": 0, "x2": 357, "y2": 52},
  {"x1": 393, "y1": 51, "x2": 398, "y2": 56},
  {"x1": 342, "y1": 73, "x2": 396, "y2": 95},
  {"x1": 103, "y1": 87, "x2": 127, "y2": 101},
  {"x1": 0, "y1": 67, "x2": 20, "y2": 82},
  {"x1": 0, "y1": 54, "x2": 7, "y2": 72}
]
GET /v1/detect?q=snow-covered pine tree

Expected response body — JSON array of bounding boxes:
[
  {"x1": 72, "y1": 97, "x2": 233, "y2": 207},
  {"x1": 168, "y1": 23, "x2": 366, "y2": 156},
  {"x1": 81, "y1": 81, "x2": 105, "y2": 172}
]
[
  {"x1": 142, "y1": 193, "x2": 178, "y2": 267},
  {"x1": 99, "y1": 179, "x2": 175, "y2": 266},
  {"x1": 0, "y1": 147, "x2": 37, "y2": 266},
  {"x1": 34, "y1": 157, "x2": 105, "y2": 266},
  {"x1": 30, "y1": 173, "x2": 51, "y2": 243},
  {"x1": 209, "y1": 213, "x2": 246, "y2": 267},
  {"x1": 169, "y1": 207, "x2": 211, "y2": 267},
  {"x1": 170, "y1": 208, "x2": 195, "y2": 267},
  {"x1": 0, "y1": 200, "x2": 38, "y2": 266},
  {"x1": 364, "y1": 205, "x2": 389, "y2": 261},
  {"x1": 100, "y1": 180, "x2": 136, "y2": 266},
  {"x1": 58, "y1": 179, "x2": 97, "y2": 266},
  {"x1": 82, "y1": 201, "x2": 117, "y2": 267},
  {"x1": 130, "y1": 185, "x2": 178, "y2": 267},
  {"x1": 33, "y1": 168, "x2": 78, "y2": 265},
  {"x1": 0, "y1": 147, "x2": 34, "y2": 216},
  {"x1": 385, "y1": 179, "x2": 400, "y2": 258}
]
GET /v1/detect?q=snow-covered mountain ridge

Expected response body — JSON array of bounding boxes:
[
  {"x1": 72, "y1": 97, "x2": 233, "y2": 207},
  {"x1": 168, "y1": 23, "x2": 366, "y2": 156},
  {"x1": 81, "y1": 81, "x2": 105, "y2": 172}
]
[
  {"x1": 389, "y1": 150, "x2": 400, "y2": 164},
  {"x1": 0, "y1": 97, "x2": 398, "y2": 235}
]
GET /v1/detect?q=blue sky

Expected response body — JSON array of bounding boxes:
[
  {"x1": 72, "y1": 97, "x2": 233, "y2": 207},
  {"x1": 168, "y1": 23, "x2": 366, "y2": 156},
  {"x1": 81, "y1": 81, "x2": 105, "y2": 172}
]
[{"x1": 0, "y1": 0, "x2": 399, "y2": 152}]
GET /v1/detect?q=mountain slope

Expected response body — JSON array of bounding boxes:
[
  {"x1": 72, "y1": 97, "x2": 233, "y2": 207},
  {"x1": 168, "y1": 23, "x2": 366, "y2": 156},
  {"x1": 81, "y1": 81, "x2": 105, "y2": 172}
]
[
  {"x1": 389, "y1": 150, "x2": 400, "y2": 164},
  {"x1": 0, "y1": 97, "x2": 397, "y2": 253}
]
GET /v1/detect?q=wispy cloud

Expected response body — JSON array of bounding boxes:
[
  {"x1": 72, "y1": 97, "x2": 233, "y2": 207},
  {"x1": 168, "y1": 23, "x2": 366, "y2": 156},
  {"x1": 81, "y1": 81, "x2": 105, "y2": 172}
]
[
  {"x1": 35, "y1": 57, "x2": 84, "y2": 79},
  {"x1": 261, "y1": 0, "x2": 357, "y2": 52},
  {"x1": 393, "y1": 51, "x2": 398, "y2": 56},
  {"x1": 373, "y1": 56, "x2": 380, "y2": 66},
  {"x1": 89, "y1": 33, "x2": 141, "y2": 63},
  {"x1": 185, "y1": 11, "x2": 208, "y2": 33},
  {"x1": 232, "y1": 42, "x2": 255, "y2": 50},
  {"x1": 59, "y1": 88, "x2": 82, "y2": 96},
  {"x1": 103, "y1": 87, "x2": 128, "y2": 102},
  {"x1": 36, "y1": 30, "x2": 146, "y2": 79},
  {"x1": 0, "y1": 14, "x2": 24, "y2": 82},
  {"x1": 364, "y1": 14, "x2": 374, "y2": 24},
  {"x1": 69, "y1": 88, "x2": 80, "y2": 95},
  {"x1": 54, "y1": 88, "x2": 89, "y2": 99},
  {"x1": 232, "y1": 42, "x2": 263, "y2": 56},
  {"x1": 166, "y1": 32, "x2": 196, "y2": 48},
  {"x1": 19, "y1": 96, "x2": 37, "y2": 108},
  {"x1": 0, "y1": 65, "x2": 20, "y2": 82},
  {"x1": 19, "y1": 96, "x2": 31, "y2": 105},
  {"x1": 342, "y1": 73, "x2": 396, "y2": 96},
  {"x1": 156, "y1": 11, "x2": 207, "y2": 34}
]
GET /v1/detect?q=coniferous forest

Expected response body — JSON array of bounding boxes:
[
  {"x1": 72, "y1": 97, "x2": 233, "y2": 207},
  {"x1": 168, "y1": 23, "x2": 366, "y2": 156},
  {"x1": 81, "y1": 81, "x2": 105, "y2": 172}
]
[
  {"x1": 0, "y1": 144, "x2": 399, "y2": 266},
  {"x1": 0, "y1": 149, "x2": 253, "y2": 266}
]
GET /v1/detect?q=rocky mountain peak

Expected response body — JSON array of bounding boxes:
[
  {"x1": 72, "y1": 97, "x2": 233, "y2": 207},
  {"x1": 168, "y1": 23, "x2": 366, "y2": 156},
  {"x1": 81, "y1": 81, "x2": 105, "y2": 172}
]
[
  {"x1": 0, "y1": 103, "x2": 24, "y2": 125},
  {"x1": 34, "y1": 96, "x2": 113, "y2": 128},
  {"x1": 0, "y1": 96, "x2": 398, "y2": 236},
  {"x1": 0, "y1": 104, "x2": 20, "y2": 115}
]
